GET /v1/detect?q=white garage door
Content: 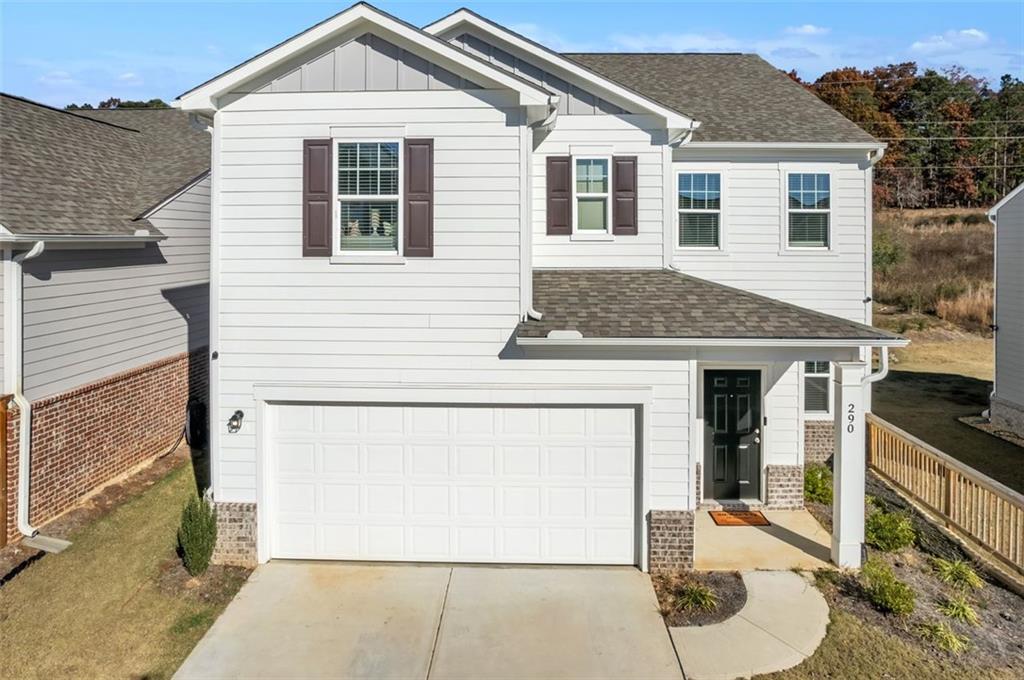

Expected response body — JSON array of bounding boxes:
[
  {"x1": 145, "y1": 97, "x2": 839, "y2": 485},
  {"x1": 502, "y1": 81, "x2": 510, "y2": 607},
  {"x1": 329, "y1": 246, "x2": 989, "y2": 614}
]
[{"x1": 269, "y1": 404, "x2": 637, "y2": 564}]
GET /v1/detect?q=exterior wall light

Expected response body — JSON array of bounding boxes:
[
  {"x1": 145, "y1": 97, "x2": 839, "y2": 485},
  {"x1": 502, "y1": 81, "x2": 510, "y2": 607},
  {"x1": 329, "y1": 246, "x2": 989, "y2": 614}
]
[{"x1": 227, "y1": 410, "x2": 244, "y2": 433}]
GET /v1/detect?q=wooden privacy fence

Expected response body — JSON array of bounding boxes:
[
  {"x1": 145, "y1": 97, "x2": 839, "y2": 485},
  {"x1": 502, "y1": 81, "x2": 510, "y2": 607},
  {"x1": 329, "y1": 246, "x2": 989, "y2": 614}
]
[{"x1": 867, "y1": 413, "x2": 1024, "y2": 576}]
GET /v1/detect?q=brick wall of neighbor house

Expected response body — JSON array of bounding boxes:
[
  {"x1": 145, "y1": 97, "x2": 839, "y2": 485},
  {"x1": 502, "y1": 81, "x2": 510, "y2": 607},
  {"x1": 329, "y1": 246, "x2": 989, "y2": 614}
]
[
  {"x1": 648, "y1": 510, "x2": 695, "y2": 570},
  {"x1": 765, "y1": 465, "x2": 804, "y2": 510},
  {"x1": 991, "y1": 397, "x2": 1024, "y2": 437},
  {"x1": 3, "y1": 350, "x2": 207, "y2": 543},
  {"x1": 804, "y1": 421, "x2": 835, "y2": 464},
  {"x1": 212, "y1": 502, "x2": 257, "y2": 567}
]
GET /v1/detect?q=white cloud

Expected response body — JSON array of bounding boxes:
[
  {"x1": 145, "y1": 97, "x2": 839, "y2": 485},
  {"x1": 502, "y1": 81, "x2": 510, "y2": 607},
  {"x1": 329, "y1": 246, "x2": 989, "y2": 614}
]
[
  {"x1": 117, "y1": 71, "x2": 143, "y2": 86},
  {"x1": 37, "y1": 70, "x2": 77, "y2": 86},
  {"x1": 785, "y1": 24, "x2": 830, "y2": 36},
  {"x1": 911, "y1": 28, "x2": 989, "y2": 55},
  {"x1": 610, "y1": 32, "x2": 740, "y2": 52}
]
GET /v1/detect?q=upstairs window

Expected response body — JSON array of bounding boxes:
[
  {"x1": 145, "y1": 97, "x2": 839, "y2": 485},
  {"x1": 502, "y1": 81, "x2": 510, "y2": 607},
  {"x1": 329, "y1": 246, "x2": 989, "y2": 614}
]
[
  {"x1": 804, "y1": 361, "x2": 831, "y2": 414},
  {"x1": 337, "y1": 141, "x2": 400, "y2": 252},
  {"x1": 573, "y1": 157, "x2": 610, "y2": 232},
  {"x1": 678, "y1": 172, "x2": 721, "y2": 248},
  {"x1": 787, "y1": 173, "x2": 830, "y2": 248}
]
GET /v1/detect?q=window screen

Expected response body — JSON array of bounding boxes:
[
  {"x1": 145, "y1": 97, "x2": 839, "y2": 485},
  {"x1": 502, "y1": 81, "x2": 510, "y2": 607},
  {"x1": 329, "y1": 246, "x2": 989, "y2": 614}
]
[
  {"x1": 338, "y1": 142, "x2": 399, "y2": 252},
  {"x1": 678, "y1": 173, "x2": 721, "y2": 247}
]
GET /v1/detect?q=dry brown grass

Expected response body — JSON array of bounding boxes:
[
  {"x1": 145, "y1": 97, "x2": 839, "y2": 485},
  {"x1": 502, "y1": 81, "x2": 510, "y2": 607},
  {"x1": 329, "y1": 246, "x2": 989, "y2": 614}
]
[{"x1": 874, "y1": 210, "x2": 993, "y2": 335}]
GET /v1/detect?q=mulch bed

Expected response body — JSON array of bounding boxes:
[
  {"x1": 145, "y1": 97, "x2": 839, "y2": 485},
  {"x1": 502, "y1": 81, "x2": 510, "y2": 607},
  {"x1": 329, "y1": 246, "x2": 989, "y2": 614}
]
[
  {"x1": 0, "y1": 444, "x2": 201, "y2": 584},
  {"x1": 810, "y1": 469, "x2": 1024, "y2": 673},
  {"x1": 652, "y1": 570, "x2": 747, "y2": 627},
  {"x1": 156, "y1": 558, "x2": 251, "y2": 606}
]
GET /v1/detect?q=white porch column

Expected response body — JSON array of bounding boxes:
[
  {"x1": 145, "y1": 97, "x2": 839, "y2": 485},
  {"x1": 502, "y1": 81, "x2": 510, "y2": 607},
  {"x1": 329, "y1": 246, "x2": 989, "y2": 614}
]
[{"x1": 832, "y1": 360, "x2": 867, "y2": 568}]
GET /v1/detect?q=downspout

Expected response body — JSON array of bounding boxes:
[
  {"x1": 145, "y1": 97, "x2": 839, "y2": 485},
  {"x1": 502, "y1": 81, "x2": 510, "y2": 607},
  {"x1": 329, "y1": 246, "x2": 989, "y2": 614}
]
[
  {"x1": 985, "y1": 207, "x2": 998, "y2": 416},
  {"x1": 9, "y1": 241, "x2": 48, "y2": 540},
  {"x1": 861, "y1": 347, "x2": 890, "y2": 386}
]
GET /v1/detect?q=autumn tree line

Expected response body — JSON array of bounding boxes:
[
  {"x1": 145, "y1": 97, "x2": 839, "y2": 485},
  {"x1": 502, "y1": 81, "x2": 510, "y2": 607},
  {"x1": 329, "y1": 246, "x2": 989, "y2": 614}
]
[{"x1": 790, "y1": 64, "x2": 1024, "y2": 209}]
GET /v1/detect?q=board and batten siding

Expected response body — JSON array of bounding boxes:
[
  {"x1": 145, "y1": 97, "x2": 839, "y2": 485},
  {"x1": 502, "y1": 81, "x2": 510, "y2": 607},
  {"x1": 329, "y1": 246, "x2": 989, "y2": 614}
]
[
  {"x1": 212, "y1": 89, "x2": 693, "y2": 513},
  {"x1": 671, "y1": 149, "x2": 872, "y2": 325},
  {"x1": 20, "y1": 177, "x2": 211, "y2": 400},
  {"x1": 995, "y1": 188, "x2": 1024, "y2": 408}
]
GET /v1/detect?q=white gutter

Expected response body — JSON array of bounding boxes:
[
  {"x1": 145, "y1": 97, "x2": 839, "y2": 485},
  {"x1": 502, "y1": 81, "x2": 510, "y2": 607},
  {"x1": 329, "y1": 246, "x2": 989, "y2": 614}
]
[
  {"x1": 10, "y1": 240, "x2": 45, "y2": 538},
  {"x1": 867, "y1": 147, "x2": 886, "y2": 167}
]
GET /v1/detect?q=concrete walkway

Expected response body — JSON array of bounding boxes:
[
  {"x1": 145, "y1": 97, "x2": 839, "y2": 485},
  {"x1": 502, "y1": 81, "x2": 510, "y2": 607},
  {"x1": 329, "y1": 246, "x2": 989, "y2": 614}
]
[
  {"x1": 695, "y1": 510, "x2": 832, "y2": 571},
  {"x1": 670, "y1": 571, "x2": 829, "y2": 680},
  {"x1": 175, "y1": 562, "x2": 682, "y2": 680}
]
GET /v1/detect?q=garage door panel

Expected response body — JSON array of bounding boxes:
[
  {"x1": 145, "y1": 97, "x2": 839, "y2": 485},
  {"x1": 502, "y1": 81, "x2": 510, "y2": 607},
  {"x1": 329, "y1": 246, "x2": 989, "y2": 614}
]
[{"x1": 270, "y1": 404, "x2": 636, "y2": 564}]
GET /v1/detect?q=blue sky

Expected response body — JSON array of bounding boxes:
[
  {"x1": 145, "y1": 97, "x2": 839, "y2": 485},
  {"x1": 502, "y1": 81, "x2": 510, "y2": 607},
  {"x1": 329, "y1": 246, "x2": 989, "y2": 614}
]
[{"x1": 2, "y1": 1, "x2": 1022, "y2": 107}]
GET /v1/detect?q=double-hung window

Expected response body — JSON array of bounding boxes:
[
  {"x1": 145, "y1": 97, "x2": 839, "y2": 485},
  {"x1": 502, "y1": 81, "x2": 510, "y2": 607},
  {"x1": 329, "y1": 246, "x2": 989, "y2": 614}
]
[
  {"x1": 336, "y1": 141, "x2": 400, "y2": 253},
  {"x1": 804, "y1": 361, "x2": 831, "y2": 415},
  {"x1": 573, "y1": 157, "x2": 610, "y2": 233},
  {"x1": 678, "y1": 172, "x2": 721, "y2": 248},
  {"x1": 787, "y1": 173, "x2": 830, "y2": 248}
]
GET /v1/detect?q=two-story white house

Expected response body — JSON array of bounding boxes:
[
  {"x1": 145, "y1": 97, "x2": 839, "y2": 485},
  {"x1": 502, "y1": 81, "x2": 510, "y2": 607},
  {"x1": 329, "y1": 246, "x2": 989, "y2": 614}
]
[{"x1": 176, "y1": 3, "x2": 906, "y2": 571}]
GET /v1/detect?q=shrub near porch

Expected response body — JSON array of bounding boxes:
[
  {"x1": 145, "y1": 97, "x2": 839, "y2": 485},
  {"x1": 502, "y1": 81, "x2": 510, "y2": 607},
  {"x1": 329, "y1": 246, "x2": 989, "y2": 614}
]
[{"x1": 0, "y1": 457, "x2": 250, "y2": 678}]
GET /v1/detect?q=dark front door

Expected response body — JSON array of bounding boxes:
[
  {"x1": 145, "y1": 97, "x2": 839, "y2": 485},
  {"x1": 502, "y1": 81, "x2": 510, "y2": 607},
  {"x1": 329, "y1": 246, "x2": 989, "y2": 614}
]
[{"x1": 704, "y1": 370, "x2": 762, "y2": 501}]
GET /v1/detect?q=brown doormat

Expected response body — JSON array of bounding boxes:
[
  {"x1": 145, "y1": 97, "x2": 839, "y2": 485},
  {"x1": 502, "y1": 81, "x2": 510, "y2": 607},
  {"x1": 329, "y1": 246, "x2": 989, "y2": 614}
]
[{"x1": 709, "y1": 510, "x2": 771, "y2": 527}]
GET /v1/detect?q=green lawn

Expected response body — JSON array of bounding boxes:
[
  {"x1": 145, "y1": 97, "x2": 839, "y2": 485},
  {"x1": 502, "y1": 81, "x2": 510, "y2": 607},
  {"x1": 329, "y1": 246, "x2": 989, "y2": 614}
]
[{"x1": 0, "y1": 461, "x2": 247, "y2": 679}]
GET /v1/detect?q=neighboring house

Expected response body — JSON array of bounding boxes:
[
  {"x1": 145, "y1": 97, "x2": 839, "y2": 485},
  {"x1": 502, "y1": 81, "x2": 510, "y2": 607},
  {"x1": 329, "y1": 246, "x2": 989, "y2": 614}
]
[
  {"x1": 0, "y1": 94, "x2": 211, "y2": 547},
  {"x1": 175, "y1": 3, "x2": 906, "y2": 571},
  {"x1": 988, "y1": 183, "x2": 1024, "y2": 437}
]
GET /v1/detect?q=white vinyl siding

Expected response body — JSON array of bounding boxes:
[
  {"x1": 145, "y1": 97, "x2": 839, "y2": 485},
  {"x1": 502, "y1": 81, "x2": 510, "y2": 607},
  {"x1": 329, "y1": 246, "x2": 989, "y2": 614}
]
[
  {"x1": 213, "y1": 89, "x2": 693, "y2": 514},
  {"x1": 21, "y1": 178, "x2": 210, "y2": 400},
  {"x1": 994, "y1": 188, "x2": 1024, "y2": 409}
]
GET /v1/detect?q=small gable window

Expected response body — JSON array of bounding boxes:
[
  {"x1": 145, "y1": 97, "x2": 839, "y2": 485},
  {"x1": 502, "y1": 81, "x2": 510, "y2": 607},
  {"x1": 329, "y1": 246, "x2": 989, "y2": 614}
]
[
  {"x1": 787, "y1": 173, "x2": 830, "y2": 248},
  {"x1": 678, "y1": 172, "x2": 721, "y2": 248},
  {"x1": 804, "y1": 361, "x2": 831, "y2": 415},
  {"x1": 573, "y1": 157, "x2": 610, "y2": 233},
  {"x1": 337, "y1": 141, "x2": 400, "y2": 253}
]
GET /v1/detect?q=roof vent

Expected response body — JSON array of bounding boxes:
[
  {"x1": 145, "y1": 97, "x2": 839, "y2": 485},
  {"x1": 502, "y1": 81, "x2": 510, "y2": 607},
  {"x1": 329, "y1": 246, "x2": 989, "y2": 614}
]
[{"x1": 546, "y1": 330, "x2": 583, "y2": 340}]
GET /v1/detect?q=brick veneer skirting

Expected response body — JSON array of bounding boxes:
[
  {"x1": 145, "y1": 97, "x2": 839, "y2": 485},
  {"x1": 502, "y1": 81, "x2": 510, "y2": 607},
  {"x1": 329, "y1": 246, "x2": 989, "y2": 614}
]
[
  {"x1": 648, "y1": 510, "x2": 694, "y2": 571},
  {"x1": 804, "y1": 420, "x2": 835, "y2": 464},
  {"x1": 4, "y1": 350, "x2": 207, "y2": 544},
  {"x1": 991, "y1": 397, "x2": 1024, "y2": 438},
  {"x1": 212, "y1": 502, "x2": 258, "y2": 567},
  {"x1": 765, "y1": 464, "x2": 804, "y2": 510}
]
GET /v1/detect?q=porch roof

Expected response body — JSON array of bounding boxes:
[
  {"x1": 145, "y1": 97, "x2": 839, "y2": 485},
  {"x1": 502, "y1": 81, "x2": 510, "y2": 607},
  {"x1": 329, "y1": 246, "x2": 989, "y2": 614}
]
[{"x1": 516, "y1": 269, "x2": 905, "y2": 347}]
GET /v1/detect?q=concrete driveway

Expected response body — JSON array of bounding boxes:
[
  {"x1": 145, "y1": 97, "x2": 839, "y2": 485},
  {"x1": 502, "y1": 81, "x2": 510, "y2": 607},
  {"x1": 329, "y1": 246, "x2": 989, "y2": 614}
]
[{"x1": 175, "y1": 562, "x2": 682, "y2": 680}]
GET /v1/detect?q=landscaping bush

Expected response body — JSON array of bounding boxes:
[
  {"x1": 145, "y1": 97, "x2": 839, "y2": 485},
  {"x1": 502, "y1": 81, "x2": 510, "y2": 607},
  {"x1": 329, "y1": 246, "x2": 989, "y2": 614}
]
[
  {"x1": 655, "y1": 572, "x2": 718, "y2": 613},
  {"x1": 938, "y1": 594, "x2": 980, "y2": 626},
  {"x1": 861, "y1": 558, "x2": 916, "y2": 616},
  {"x1": 178, "y1": 494, "x2": 217, "y2": 576},
  {"x1": 932, "y1": 558, "x2": 984, "y2": 591},
  {"x1": 963, "y1": 212, "x2": 988, "y2": 225},
  {"x1": 804, "y1": 464, "x2": 833, "y2": 505},
  {"x1": 919, "y1": 620, "x2": 970, "y2": 655},
  {"x1": 865, "y1": 511, "x2": 915, "y2": 552}
]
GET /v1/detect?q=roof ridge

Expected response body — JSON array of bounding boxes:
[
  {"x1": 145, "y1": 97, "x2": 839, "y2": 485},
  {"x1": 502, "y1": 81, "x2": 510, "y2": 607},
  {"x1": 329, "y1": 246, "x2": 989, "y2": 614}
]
[
  {"x1": 0, "y1": 92, "x2": 142, "y2": 133},
  {"x1": 563, "y1": 51, "x2": 752, "y2": 56}
]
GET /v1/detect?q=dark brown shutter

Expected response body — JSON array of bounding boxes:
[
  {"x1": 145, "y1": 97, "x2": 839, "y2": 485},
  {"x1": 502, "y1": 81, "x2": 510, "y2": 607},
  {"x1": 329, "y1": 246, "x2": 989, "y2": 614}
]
[
  {"x1": 612, "y1": 156, "x2": 638, "y2": 235},
  {"x1": 404, "y1": 138, "x2": 434, "y2": 257},
  {"x1": 546, "y1": 156, "x2": 572, "y2": 235},
  {"x1": 302, "y1": 139, "x2": 332, "y2": 256}
]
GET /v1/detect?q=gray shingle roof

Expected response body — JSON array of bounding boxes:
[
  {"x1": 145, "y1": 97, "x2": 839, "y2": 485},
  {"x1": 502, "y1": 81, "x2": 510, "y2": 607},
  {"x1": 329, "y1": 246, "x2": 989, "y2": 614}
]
[
  {"x1": 0, "y1": 94, "x2": 210, "y2": 237},
  {"x1": 517, "y1": 269, "x2": 901, "y2": 342},
  {"x1": 564, "y1": 53, "x2": 878, "y2": 145}
]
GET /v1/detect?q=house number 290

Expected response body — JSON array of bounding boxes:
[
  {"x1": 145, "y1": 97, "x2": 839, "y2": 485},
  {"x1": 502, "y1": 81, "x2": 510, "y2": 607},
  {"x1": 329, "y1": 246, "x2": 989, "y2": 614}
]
[{"x1": 846, "y1": 403, "x2": 857, "y2": 433}]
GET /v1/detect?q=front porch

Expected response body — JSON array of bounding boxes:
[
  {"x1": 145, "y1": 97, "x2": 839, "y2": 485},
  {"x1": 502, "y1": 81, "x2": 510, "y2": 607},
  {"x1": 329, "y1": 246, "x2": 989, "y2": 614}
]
[{"x1": 694, "y1": 509, "x2": 831, "y2": 571}]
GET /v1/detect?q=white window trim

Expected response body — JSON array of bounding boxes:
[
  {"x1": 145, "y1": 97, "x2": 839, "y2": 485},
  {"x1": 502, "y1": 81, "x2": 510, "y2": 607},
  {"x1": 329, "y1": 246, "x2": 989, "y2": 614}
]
[
  {"x1": 778, "y1": 166, "x2": 838, "y2": 255},
  {"x1": 571, "y1": 155, "x2": 613, "y2": 238},
  {"x1": 675, "y1": 169, "x2": 726, "y2": 252},
  {"x1": 332, "y1": 137, "x2": 404, "y2": 259},
  {"x1": 802, "y1": 360, "x2": 833, "y2": 420}
]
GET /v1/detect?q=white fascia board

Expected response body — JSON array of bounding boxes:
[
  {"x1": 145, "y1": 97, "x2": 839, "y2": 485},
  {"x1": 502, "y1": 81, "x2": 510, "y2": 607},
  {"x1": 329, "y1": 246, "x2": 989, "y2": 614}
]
[
  {"x1": 989, "y1": 181, "x2": 1024, "y2": 219},
  {"x1": 0, "y1": 234, "x2": 164, "y2": 247},
  {"x1": 424, "y1": 10, "x2": 697, "y2": 131},
  {"x1": 139, "y1": 171, "x2": 212, "y2": 219},
  {"x1": 685, "y1": 141, "x2": 887, "y2": 151},
  {"x1": 515, "y1": 336, "x2": 910, "y2": 349},
  {"x1": 175, "y1": 3, "x2": 551, "y2": 112}
]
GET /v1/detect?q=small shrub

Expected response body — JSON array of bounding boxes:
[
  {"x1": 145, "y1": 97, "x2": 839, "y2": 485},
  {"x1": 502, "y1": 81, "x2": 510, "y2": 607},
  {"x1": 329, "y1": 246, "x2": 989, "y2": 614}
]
[
  {"x1": 963, "y1": 212, "x2": 988, "y2": 225},
  {"x1": 861, "y1": 558, "x2": 916, "y2": 616},
  {"x1": 178, "y1": 494, "x2": 217, "y2": 576},
  {"x1": 865, "y1": 511, "x2": 915, "y2": 552},
  {"x1": 919, "y1": 620, "x2": 970, "y2": 655},
  {"x1": 932, "y1": 558, "x2": 984, "y2": 591},
  {"x1": 873, "y1": 235, "x2": 904, "y2": 275},
  {"x1": 655, "y1": 572, "x2": 718, "y2": 613},
  {"x1": 944, "y1": 214, "x2": 960, "y2": 226},
  {"x1": 804, "y1": 464, "x2": 833, "y2": 504},
  {"x1": 938, "y1": 594, "x2": 980, "y2": 626}
]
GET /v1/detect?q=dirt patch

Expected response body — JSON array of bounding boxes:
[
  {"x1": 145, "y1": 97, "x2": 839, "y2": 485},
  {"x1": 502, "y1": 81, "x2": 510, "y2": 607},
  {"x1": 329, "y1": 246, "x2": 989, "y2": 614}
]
[
  {"x1": 652, "y1": 570, "x2": 746, "y2": 627},
  {"x1": 0, "y1": 444, "x2": 204, "y2": 583},
  {"x1": 959, "y1": 416, "x2": 1024, "y2": 450},
  {"x1": 156, "y1": 558, "x2": 251, "y2": 607}
]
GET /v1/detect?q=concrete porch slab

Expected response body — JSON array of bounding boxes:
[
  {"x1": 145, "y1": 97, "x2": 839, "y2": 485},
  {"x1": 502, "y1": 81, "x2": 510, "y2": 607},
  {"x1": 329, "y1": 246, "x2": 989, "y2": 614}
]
[{"x1": 695, "y1": 509, "x2": 832, "y2": 571}]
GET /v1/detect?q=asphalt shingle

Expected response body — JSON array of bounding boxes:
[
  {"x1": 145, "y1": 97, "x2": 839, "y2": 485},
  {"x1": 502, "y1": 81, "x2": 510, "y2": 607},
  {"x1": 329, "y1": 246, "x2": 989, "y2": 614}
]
[{"x1": 517, "y1": 269, "x2": 901, "y2": 342}]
